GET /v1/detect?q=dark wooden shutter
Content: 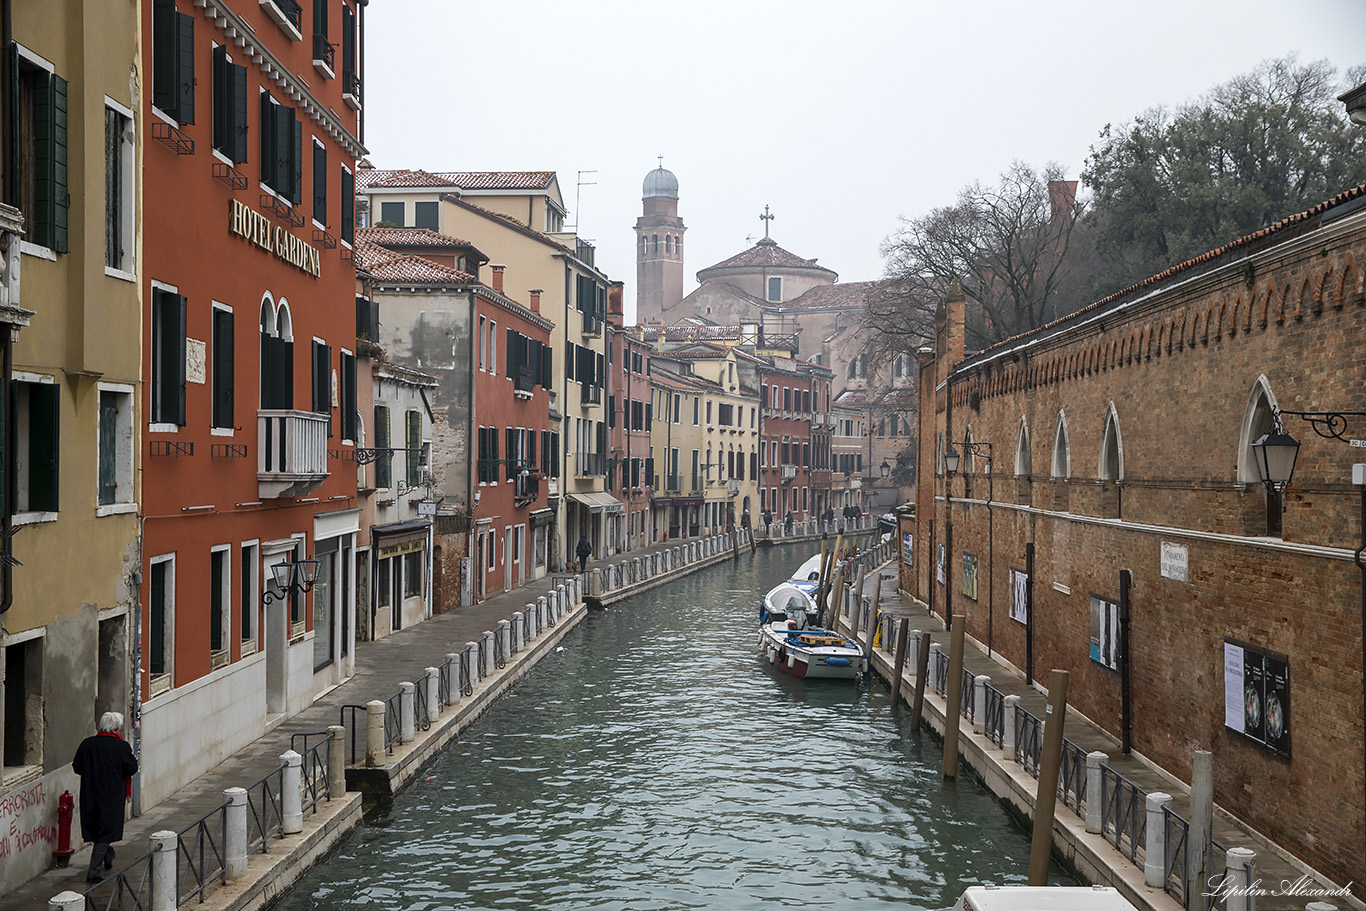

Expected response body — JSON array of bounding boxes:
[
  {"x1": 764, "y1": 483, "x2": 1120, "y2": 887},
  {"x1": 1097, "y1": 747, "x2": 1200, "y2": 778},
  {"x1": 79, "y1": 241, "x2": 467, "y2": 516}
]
[
  {"x1": 231, "y1": 61, "x2": 248, "y2": 163},
  {"x1": 274, "y1": 101, "x2": 292, "y2": 196},
  {"x1": 176, "y1": 11, "x2": 195, "y2": 124},
  {"x1": 407, "y1": 411, "x2": 421, "y2": 485},
  {"x1": 29, "y1": 383, "x2": 59, "y2": 512},
  {"x1": 210, "y1": 553, "x2": 224, "y2": 651},
  {"x1": 212, "y1": 45, "x2": 227, "y2": 152},
  {"x1": 505, "y1": 428, "x2": 516, "y2": 480},
  {"x1": 281, "y1": 338, "x2": 294, "y2": 409},
  {"x1": 291, "y1": 114, "x2": 303, "y2": 205},
  {"x1": 212, "y1": 308, "x2": 234, "y2": 429},
  {"x1": 565, "y1": 339, "x2": 574, "y2": 381},
  {"x1": 551, "y1": 432, "x2": 559, "y2": 475},
  {"x1": 341, "y1": 352, "x2": 356, "y2": 440},
  {"x1": 150, "y1": 564, "x2": 166, "y2": 676},
  {"x1": 540, "y1": 343, "x2": 552, "y2": 388},
  {"x1": 98, "y1": 393, "x2": 117, "y2": 505},
  {"x1": 645, "y1": 402, "x2": 652, "y2": 430},
  {"x1": 540, "y1": 430, "x2": 549, "y2": 476},
  {"x1": 152, "y1": 0, "x2": 177, "y2": 112},
  {"x1": 341, "y1": 4, "x2": 355, "y2": 78},
  {"x1": 505, "y1": 327, "x2": 515, "y2": 379},
  {"x1": 260, "y1": 93, "x2": 276, "y2": 189},
  {"x1": 596, "y1": 422, "x2": 607, "y2": 474},
  {"x1": 312, "y1": 341, "x2": 331, "y2": 415},
  {"x1": 595, "y1": 352, "x2": 604, "y2": 388},
  {"x1": 375, "y1": 405, "x2": 391, "y2": 487},
  {"x1": 312, "y1": 142, "x2": 327, "y2": 224},
  {"x1": 340, "y1": 167, "x2": 354, "y2": 243}
]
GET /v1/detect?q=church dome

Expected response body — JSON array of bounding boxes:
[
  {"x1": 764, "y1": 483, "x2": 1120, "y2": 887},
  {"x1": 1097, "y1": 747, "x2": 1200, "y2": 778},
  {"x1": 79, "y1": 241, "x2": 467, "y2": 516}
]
[{"x1": 642, "y1": 166, "x2": 679, "y2": 199}]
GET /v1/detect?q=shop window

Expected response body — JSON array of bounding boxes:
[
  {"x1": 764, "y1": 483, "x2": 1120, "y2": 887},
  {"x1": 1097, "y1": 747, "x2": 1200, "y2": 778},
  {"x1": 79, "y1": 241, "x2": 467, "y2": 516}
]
[
  {"x1": 403, "y1": 550, "x2": 422, "y2": 597},
  {"x1": 2, "y1": 637, "x2": 44, "y2": 770}
]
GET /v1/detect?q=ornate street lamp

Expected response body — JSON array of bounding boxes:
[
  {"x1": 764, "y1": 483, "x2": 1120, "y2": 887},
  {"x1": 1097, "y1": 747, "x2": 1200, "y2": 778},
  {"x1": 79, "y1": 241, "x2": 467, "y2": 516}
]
[
  {"x1": 943, "y1": 448, "x2": 961, "y2": 476},
  {"x1": 880, "y1": 460, "x2": 891, "y2": 481},
  {"x1": 1251, "y1": 425, "x2": 1301, "y2": 492},
  {"x1": 263, "y1": 556, "x2": 320, "y2": 604}
]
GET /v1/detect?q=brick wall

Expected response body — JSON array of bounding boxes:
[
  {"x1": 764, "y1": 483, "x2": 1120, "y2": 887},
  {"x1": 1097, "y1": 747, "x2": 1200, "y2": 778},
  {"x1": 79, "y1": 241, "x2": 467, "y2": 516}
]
[{"x1": 916, "y1": 194, "x2": 1366, "y2": 893}]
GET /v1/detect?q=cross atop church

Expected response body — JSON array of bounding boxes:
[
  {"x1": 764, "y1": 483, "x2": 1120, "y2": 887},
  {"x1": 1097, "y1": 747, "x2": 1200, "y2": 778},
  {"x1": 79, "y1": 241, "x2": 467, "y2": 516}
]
[
  {"x1": 658, "y1": 155, "x2": 664, "y2": 169},
  {"x1": 759, "y1": 205, "x2": 774, "y2": 239}
]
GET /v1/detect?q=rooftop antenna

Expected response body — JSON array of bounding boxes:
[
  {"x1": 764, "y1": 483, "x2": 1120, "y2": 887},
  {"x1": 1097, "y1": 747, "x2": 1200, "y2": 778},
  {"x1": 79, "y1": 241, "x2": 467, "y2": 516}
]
[{"x1": 571, "y1": 169, "x2": 598, "y2": 233}]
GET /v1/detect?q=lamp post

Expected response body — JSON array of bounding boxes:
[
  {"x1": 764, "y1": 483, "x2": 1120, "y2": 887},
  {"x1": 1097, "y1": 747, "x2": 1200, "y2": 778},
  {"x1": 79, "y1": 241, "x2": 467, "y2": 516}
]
[{"x1": 262, "y1": 556, "x2": 321, "y2": 605}]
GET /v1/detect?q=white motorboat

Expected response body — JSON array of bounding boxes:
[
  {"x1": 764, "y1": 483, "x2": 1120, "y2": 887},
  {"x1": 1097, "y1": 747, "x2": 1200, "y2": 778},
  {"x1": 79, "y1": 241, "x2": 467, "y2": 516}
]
[
  {"x1": 757, "y1": 582, "x2": 864, "y2": 680},
  {"x1": 786, "y1": 553, "x2": 824, "y2": 595},
  {"x1": 936, "y1": 885, "x2": 1141, "y2": 911}
]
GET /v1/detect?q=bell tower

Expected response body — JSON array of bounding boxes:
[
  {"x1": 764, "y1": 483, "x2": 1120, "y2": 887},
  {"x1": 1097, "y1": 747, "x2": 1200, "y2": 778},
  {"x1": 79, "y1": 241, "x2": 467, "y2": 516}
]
[{"x1": 634, "y1": 160, "x2": 685, "y2": 324}]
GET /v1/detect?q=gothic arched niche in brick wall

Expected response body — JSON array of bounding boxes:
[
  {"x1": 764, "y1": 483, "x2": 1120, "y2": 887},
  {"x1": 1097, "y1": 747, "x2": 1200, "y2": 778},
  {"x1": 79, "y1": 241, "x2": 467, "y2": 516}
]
[{"x1": 1337, "y1": 255, "x2": 1360, "y2": 307}]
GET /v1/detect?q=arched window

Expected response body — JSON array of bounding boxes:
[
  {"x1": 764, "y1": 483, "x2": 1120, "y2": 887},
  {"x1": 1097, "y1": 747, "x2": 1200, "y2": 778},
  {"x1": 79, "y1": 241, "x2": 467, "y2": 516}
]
[
  {"x1": 936, "y1": 431, "x2": 945, "y2": 476},
  {"x1": 1050, "y1": 411, "x2": 1070, "y2": 478},
  {"x1": 1015, "y1": 419, "x2": 1031, "y2": 476},
  {"x1": 260, "y1": 294, "x2": 294, "y2": 410},
  {"x1": 666, "y1": 235, "x2": 673, "y2": 255},
  {"x1": 1238, "y1": 377, "x2": 1285, "y2": 535},
  {"x1": 1099, "y1": 404, "x2": 1123, "y2": 480},
  {"x1": 652, "y1": 234, "x2": 659, "y2": 253}
]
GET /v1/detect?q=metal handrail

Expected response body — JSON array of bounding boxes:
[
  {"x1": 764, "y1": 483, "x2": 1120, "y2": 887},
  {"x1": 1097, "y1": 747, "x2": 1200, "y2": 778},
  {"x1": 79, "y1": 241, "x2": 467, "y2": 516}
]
[
  {"x1": 290, "y1": 731, "x2": 331, "y2": 813},
  {"x1": 1162, "y1": 805, "x2": 1229, "y2": 909},
  {"x1": 522, "y1": 609, "x2": 533, "y2": 643},
  {"x1": 1014, "y1": 704, "x2": 1043, "y2": 776},
  {"x1": 413, "y1": 676, "x2": 432, "y2": 732},
  {"x1": 493, "y1": 628, "x2": 507, "y2": 670},
  {"x1": 83, "y1": 847, "x2": 154, "y2": 911},
  {"x1": 176, "y1": 803, "x2": 227, "y2": 904},
  {"x1": 437, "y1": 655, "x2": 452, "y2": 708},
  {"x1": 339, "y1": 705, "x2": 365, "y2": 765},
  {"x1": 383, "y1": 691, "x2": 401, "y2": 753},
  {"x1": 245, "y1": 765, "x2": 285, "y2": 853},
  {"x1": 960, "y1": 667, "x2": 975, "y2": 721},
  {"x1": 459, "y1": 649, "x2": 473, "y2": 697},
  {"x1": 934, "y1": 650, "x2": 949, "y2": 697},
  {"x1": 1100, "y1": 764, "x2": 1147, "y2": 864},
  {"x1": 982, "y1": 684, "x2": 1006, "y2": 746}
]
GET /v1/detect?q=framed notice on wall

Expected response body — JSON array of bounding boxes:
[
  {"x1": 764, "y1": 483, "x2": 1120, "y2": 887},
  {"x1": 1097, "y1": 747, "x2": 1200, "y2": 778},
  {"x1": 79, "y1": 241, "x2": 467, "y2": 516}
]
[
  {"x1": 1224, "y1": 638, "x2": 1290, "y2": 757},
  {"x1": 962, "y1": 552, "x2": 978, "y2": 601},
  {"x1": 1089, "y1": 595, "x2": 1119, "y2": 671},
  {"x1": 901, "y1": 533, "x2": 914, "y2": 566},
  {"x1": 1010, "y1": 568, "x2": 1028, "y2": 625},
  {"x1": 937, "y1": 543, "x2": 945, "y2": 584}
]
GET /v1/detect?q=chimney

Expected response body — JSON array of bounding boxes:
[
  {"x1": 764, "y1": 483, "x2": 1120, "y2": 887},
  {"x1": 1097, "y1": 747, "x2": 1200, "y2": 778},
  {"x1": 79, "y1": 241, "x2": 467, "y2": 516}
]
[
  {"x1": 527, "y1": 289, "x2": 542, "y2": 314},
  {"x1": 937, "y1": 280, "x2": 966, "y2": 372},
  {"x1": 490, "y1": 264, "x2": 505, "y2": 294},
  {"x1": 606, "y1": 281, "x2": 625, "y2": 328},
  {"x1": 1047, "y1": 180, "x2": 1078, "y2": 221}
]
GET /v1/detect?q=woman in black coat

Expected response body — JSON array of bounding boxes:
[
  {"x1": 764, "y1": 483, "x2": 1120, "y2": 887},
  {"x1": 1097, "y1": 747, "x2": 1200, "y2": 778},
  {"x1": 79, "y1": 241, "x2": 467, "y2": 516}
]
[{"x1": 72, "y1": 711, "x2": 138, "y2": 882}]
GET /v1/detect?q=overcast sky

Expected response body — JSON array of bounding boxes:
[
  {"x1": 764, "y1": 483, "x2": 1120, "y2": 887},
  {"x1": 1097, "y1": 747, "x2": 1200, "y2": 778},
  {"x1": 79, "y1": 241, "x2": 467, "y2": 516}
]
[{"x1": 363, "y1": 0, "x2": 1364, "y2": 322}]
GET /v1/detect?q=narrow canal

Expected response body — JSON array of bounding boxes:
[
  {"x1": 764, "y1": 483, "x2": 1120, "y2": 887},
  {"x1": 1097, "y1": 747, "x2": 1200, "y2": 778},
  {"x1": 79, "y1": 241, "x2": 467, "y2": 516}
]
[{"x1": 277, "y1": 545, "x2": 1074, "y2": 911}]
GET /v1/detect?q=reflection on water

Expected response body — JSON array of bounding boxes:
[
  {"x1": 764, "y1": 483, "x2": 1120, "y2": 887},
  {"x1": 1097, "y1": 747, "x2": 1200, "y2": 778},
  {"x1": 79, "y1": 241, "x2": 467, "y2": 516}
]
[{"x1": 277, "y1": 546, "x2": 1073, "y2": 911}]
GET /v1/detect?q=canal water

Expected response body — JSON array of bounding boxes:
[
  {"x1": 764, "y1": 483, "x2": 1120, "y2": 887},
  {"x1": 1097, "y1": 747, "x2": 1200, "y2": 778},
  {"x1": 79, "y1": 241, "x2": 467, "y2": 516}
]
[{"x1": 277, "y1": 545, "x2": 1074, "y2": 911}]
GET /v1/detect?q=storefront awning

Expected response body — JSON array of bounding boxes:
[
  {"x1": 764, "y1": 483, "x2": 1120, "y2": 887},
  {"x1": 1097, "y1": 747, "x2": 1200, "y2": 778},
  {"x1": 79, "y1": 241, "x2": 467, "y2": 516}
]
[
  {"x1": 373, "y1": 519, "x2": 431, "y2": 559},
  {"x1": 568, "y1": 491, "x2": 624, "y2": 513},
  {"x1": 652, "y1": 497, "x2": 702, "y2": 507}
]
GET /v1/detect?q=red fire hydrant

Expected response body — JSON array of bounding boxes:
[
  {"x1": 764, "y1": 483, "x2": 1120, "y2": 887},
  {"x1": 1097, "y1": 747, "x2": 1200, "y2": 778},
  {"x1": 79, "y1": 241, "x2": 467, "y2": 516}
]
[{"x1": 53, "y1": 790, "x2": 75, "y2": 866}]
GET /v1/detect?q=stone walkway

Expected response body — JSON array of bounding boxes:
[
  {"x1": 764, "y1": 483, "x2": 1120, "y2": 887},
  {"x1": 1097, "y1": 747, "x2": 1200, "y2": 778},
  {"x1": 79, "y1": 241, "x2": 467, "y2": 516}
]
[{"x1": 847, "y1": 566, "x2": 1361, "y2": 911}]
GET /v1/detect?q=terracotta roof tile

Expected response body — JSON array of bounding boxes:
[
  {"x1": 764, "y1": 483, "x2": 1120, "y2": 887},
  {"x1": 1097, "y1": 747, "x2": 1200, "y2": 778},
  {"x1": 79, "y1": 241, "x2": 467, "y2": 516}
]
[
  {"x1": 355, "y1": 168, "x2": 459, "y2": 191},
  {"x1": 698, "y1": 237, "x2": 838, "y2": 277},
  {"x1": 357, "y1": 243, "x2": 476, "y2": 284},
  {"x1": 780, "y1": 280, "x2": 884, "y2": 312},
  {"x1": 434, "y1": 171, "x2": 556, "y2": 191},
  {"x1": 356, "y1": 226, "x2": 478, "y2": 250}
]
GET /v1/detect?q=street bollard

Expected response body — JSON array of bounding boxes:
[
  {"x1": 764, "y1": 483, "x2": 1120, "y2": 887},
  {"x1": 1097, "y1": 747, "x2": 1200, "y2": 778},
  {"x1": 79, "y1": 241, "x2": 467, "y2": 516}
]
[
  {"x1": 1003, "y1": 694, "x2": 1020, "y2": 759},
  {"x1": 510, "y1": 613, "x2": 524, "y2": 653},
  {"x1": 1085, "y1": 752, "x2": 1108, "y2": 834},
  {"x1": 1144, "y1": 792, "x2": 1173, "y2": 887},
  {"x1": 150, "y1": 830, "x2": 177, "y2": 911},
  {"x1": 445, "y1": 653, "x2": 460, "y2": 703},
  {"x1": 481, "y1": 632, "x2": 495, "y2": 675},
  {"x1": 224, "y1": 787, "x2": 248, "y2": 882},
  {"x1": 972, "y1": 676, "x2": 990, "y2": 734},
  {"x1": 1188, "y1": 751, "x2": 1214, "y2": 911},
  {"x1": 280, "y1": 749, "x2": 303, "y2": 834},
  {"x1": 365, "y1": 700, "x2": 385, "y2": 767},
  {"x1": 327, "y1": 724, "x2": 346, "y2": 796},
  {"x1": 425, "y1": 667, "x2": 440, "y2": 717},
  {"x1": 48, "y1": 892, "x2": 84, "y2": 911},
  {"x1": 1223, "y1": 847, "x2": 1256, "y2": 911},
  {"x1": 498, "y1": 620, "x2": 511, "y2": 660},
  {"x1": 399, "y1": 682, "x2": 416, "y2": 743}
]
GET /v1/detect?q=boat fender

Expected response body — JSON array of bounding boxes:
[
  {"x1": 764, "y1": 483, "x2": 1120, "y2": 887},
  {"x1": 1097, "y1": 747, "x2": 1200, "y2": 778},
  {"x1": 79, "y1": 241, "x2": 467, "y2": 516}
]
[
  {"x1": 768, "y1": 647, "x2": 776, "y2": 664},
  {"x1": 826, "y1": 656, "x2": 851, "y2": 667}
]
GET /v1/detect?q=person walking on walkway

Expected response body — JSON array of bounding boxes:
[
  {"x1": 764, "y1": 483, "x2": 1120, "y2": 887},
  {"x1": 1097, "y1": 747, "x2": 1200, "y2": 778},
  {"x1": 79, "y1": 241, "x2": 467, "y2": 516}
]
[
  {"x1": 73, "y1": 712, "x2": 138, "y2": 882},
  {"x1": 784, "y1": 511, "x2": 794, "y2": 534},
  {"x1": 576, "y1": 533, "x2": 593, "y2": 573}
]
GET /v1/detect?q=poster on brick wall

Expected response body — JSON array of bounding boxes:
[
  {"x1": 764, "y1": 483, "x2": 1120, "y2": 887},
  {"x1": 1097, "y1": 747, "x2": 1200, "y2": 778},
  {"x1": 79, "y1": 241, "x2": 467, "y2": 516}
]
[
  {"x1": 1223, "y1": 637, "x2": 1290, "y2": 757},
  {"x1": 902, "y1": 533, "x2": 914, "y2": 566},
  {"x1": 937, "y1": 543, "x2": 945, "y2": 584},
  {"x1": 962, "y1": 552, "x2": 978, "y2": 601},
  {"x1": 1089, "y1": 595, "x2": 1119, "y2": 671},
  {"x1": 1010, "y1": 568, "x2": 1028, "y2": 625}
]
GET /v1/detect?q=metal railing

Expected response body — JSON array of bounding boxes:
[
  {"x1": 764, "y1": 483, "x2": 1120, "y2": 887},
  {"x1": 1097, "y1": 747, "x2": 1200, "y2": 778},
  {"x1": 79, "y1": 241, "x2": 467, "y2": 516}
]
[
  {"x1": 437, "y1": 655, "x2": 453, "y2": 707},
  {"x1": 83, "y1": 847, "x2": 154, "y2": 911},
  {"x1": 413, "y1": 676, "x2": 432, "y2": 732},
  {"x1": 960, "y1": 667, "x2": 975, "y2": 722},
  {"x1": 1100, "y1": 765, "x2": 1147, "y2": 864},
  {"x1": 176, "y1": 803, "x2": 227, "y2": 904},
  {"x1": 493, "y1": 630, "x2": 507, "y2": 669},
  {"x1": 382, "y1": 691, "x2": 401, "y2": 753},
  {"x1": 459, "y1": 648, "x2": 474, "y2": 696},
  {"x1": 982, "y1": 683, "x2": 1006, "y2": 747},
  {"x1": 1162, "y1": 807, "x2": 1228, "y2": 910},
  {"x1": 1058, "y1": 739, "x2": 1087, "y2": 817},
  {"x1": 245, "y1": 765, "x2": 285, "y2": 853},
  {"x1": 934, "y1": 650, "x2": 948, "y2": 697},
  {"x1": 292, "y1": 731, "x2": 332, "y2": 813},
  {"x1": 1014, "y1": 704, "x2": 1043, "y2": 776},
  {"x1": 312, "y1": 33, "x2": 336, "y2": 69}
]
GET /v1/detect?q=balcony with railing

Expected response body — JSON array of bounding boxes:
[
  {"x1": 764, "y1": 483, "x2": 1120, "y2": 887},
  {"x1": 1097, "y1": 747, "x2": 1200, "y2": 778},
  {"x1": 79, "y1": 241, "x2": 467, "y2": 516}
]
[
  {"x1": 575, "y1": 452, "x2": 605, "y2": 477},
  {"x1": 662, "y1": 473, "x2": 682, "y2": 493},
  {"x1": 515, "y1": 364, "x2": 536, "y2": 398},
  {"x1": 780, "y1": 464, "x2": 797, "y2": 481},
  {"x1": 312, "y1": 34, "x2": 336, "y2": 78},
  {"x1": 260, "y1": 0, "x2": 302, "y2": 40},
  {"x1": 258, "y1": 410, "x2": 329, "y2": 498},
  {"x1": 581, "y1": 382, "x2": 601, "y2": 405},
  {"x1": 343, "y1": 71, "x2": 362, "y2": 110}
]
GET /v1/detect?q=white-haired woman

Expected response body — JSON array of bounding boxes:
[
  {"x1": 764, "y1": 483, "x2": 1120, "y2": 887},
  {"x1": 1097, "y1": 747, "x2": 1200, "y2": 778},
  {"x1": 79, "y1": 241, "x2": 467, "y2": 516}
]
[{"x1": 72, "y1": 711, "x2": 138, "y2": 882}]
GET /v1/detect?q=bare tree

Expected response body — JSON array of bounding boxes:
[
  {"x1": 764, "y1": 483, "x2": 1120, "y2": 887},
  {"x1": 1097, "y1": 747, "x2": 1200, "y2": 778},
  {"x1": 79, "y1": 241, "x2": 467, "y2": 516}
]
[{"x1": 875, "y1": 161, "x2": 1084, "y2": 350}]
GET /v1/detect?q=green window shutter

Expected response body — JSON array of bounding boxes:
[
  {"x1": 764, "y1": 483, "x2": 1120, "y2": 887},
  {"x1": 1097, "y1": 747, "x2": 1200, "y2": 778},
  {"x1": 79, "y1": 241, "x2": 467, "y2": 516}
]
[
  {"x1": 210, "y1": 553, "x2": 224, "y2": 652},
  {"x1": 341, "y1": 352, "x2": 356, "y2": 440},
  {"x1": 176, "y1": 11, "x2": 195, "y2": 125},
  {"x1": 374, "y1": 405, "x2": 391, "y2": 488},
  {"x1": 150, "y1": 563, "x2": 166, "y2": 676},
  {"x1": 274, "y1": 102, "x2": 292, "y2": 196},
  {"x1": 340, "y1": 167, "x2": 354, "y2": 243},
  {"x1": 152, "y1": 0, "x2": 177, "y2": 112},
  {"x1": 212, "y1": 45, "x2": 227, "y2": 153},
  {"x1": 505, "y1": 327, "x2": 515, "y2": 379},
  {"x1": 212, "y1": 308, "x2": 234, "y2": 430},
  {"x1": 29, "y1": 384, "x2": 60, "y2": 512},
  {"x1": 231, "y1": 61, "x2": 248, "y2": 164},
  {"x1": 51, "y1": 73, "x2": 68, "y2": 253},
  {"x1": 540, "y1": 343, "x2": 552, "y2": 388},
  {"x1": 260, "y1": 93, "x2": 275, "y2": 189},
  {"x1": 291, "y1": 115, "x2": 302, "y2": 205},
  {"x1": 98, "y1": 392, "x2": 117, "y2": 506},
  {"x1": 341, "y1": 4, "x2": 355, "y2": 77},
  {"x1": 312, "y1": 142, "x2": 327, "y2": 224},
  {"x1": 175, "y1": 295, "x2": 187, "y2": 425},
  {"x1": 408, "y1": 411, "x2": 421, "y2": 485},
  {"x1": 505, "y1": 427, "x2": 516, "y2": 481},
  {"x1": 32, "y1": 69, "x2": 53, "y2": 249}
]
